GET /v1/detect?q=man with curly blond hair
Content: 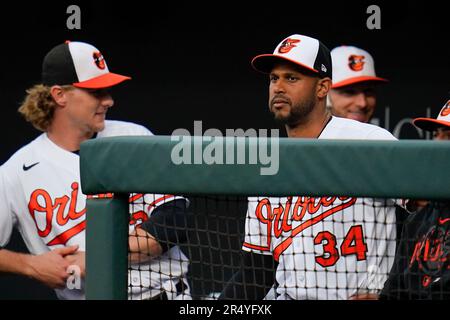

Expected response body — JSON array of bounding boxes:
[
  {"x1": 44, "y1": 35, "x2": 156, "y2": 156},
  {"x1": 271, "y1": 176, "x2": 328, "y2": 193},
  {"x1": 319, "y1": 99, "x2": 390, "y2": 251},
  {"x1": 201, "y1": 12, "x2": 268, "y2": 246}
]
[{"x1": 0, "y1": 41, "x2": 191, "y2": 300}]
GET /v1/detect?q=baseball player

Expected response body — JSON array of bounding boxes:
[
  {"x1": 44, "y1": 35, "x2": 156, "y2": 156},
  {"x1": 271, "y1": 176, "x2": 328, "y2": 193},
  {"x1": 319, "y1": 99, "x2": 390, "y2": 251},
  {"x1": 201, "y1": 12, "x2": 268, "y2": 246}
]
[
  {"x1": 380, "y1": 100, "x2": 450, "y2": 299},
  {"x1": 0, "y1": 41, "x2": 191, "y2": 300},
  {"x1": 328, "y1": 46, "x2": 388, "y2": 123},
  {"x1": 220, "y1": 34, "x2": 398, "y2": 300}
]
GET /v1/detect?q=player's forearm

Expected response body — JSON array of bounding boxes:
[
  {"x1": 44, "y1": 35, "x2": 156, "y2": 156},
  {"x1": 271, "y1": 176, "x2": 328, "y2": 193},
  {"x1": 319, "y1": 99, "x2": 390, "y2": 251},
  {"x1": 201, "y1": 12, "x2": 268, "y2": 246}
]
[
  {"x1": 138, "y1": 199, "x2": 192, "y2": 253},
  {"x1": 128, "y1": 228, "x2": 163, "y2": 263},
  {"x1": 0, "y1": 249, "x2": 34, "y2": 277},
  {"x1": 349, "y1": 293, "x2": 379, "y2": 300}
]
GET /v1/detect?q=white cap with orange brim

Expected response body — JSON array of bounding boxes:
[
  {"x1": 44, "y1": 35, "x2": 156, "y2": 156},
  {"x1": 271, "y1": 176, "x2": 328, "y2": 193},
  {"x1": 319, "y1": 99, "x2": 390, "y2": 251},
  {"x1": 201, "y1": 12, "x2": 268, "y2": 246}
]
[
  {"x1": 414, "y1": 100, "x2": 450, "y2": 132},
  {"x1": 331, "y1": 45, "x2": 387, "y2": 88}
]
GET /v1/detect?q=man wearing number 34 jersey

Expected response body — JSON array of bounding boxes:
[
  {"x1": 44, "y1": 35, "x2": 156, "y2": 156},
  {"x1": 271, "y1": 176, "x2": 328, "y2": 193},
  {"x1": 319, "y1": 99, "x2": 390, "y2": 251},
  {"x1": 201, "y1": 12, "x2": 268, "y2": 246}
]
[{"x1": 220, "y1": 34, "x2": 398, "y2": 300}]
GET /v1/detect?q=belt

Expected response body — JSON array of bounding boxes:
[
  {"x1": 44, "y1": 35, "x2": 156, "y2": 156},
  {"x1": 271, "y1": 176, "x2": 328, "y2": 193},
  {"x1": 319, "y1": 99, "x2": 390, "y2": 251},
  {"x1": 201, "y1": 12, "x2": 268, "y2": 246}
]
[{"x1": 148, "y1": 280, "x2": 187, "y2": 300}]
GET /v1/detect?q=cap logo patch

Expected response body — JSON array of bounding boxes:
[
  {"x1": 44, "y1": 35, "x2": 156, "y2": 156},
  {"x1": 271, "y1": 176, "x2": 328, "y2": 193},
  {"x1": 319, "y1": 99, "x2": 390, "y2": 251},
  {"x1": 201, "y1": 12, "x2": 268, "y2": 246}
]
[
  {"x1": 348, "y1": 55, "x2": 365, "y2": 71},
  {"x1": 278, "y1": 38, "x2": 301, "y2": 54},
  {"x1": 440, "y1": 100, "x2": 450, "y2": 117},
  {"x1": 93, "y1": 51, "x2": 106, "y2": 70}
]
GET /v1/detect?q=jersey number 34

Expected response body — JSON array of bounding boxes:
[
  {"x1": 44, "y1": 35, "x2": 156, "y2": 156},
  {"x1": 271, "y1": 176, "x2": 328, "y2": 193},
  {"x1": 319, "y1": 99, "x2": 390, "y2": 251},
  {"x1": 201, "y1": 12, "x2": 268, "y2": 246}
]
[{"x1": 314, "y1": 225, "x2": 368, "y2": 267}]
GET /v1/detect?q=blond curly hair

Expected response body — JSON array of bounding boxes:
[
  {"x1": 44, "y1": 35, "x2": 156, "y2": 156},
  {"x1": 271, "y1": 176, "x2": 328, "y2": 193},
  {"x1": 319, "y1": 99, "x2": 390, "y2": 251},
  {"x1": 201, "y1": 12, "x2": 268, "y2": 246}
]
[{"x1": 18, "y1": 84, "x2": 72, "y2": 132}]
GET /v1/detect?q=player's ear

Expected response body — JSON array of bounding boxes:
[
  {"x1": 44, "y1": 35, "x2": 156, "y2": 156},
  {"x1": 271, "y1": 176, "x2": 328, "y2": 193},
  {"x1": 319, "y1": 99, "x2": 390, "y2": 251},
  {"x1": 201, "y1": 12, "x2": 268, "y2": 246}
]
[
  {"x1": 316, "y1": 77, "x2": 331, "y2": 99},
  {"x1": 50, "y1": 85, "x2": 68, "y2": 107}
]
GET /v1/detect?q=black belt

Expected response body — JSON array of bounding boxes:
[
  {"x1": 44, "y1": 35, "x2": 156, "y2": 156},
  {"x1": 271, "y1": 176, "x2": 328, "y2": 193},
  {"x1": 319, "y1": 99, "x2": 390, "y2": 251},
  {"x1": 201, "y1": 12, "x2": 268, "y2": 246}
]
[{"x1": 148, "y1": 280, "x2": 187, "y2": 300}]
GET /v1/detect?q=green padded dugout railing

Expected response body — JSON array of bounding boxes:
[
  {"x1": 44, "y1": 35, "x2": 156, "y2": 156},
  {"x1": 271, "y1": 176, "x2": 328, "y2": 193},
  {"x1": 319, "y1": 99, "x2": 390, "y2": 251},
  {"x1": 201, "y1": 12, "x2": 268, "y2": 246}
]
[{"x1": 80, "y1": 136, "x2": 450, "y2": 299}]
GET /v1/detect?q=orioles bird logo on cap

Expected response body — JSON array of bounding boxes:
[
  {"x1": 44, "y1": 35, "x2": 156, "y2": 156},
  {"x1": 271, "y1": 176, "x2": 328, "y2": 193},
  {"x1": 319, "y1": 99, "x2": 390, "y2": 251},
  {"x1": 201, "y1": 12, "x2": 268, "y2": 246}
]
[
  {"x1": 278, "y1": 38, "x2": 301, "y2": 54},
  {"x1": 93, "y1": 51, "x2": 106, "y2": 70},
  {"x1": 348, "y1": 55, "x2": 365, "y2": 71},
  {"x1": 440, "y1": 100, "x2": 450, "y2": 117}
]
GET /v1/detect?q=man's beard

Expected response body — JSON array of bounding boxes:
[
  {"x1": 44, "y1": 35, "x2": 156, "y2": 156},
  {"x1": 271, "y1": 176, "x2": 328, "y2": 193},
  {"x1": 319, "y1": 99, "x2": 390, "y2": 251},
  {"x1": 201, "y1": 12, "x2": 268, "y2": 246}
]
[{"x1": 271, "y1": 94, "x2": 316, "y2": 127}]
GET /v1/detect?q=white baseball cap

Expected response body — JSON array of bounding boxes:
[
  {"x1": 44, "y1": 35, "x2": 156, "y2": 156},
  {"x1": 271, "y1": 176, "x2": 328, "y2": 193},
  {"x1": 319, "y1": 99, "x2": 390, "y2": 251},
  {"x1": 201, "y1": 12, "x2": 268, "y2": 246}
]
[
  {"x1": 42, "y1": 41, "x2": 131, "y2": 89},
  {"x1": 413, "y1": 100, "x2": 450, "y2": 131},
  {"x1": 331, "y1": 45, "x2": 387, "y2": 88},
  {"x1": 251, "y1": 34, "x2": 332, "y2": 79}
]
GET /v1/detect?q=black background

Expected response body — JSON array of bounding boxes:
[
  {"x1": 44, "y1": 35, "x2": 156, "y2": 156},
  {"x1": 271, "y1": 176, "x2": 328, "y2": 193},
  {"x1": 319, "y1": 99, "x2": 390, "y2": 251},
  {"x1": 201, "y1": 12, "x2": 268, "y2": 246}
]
[{"x1": 0, "y1": 1, "x2": 449, "y2": 299}]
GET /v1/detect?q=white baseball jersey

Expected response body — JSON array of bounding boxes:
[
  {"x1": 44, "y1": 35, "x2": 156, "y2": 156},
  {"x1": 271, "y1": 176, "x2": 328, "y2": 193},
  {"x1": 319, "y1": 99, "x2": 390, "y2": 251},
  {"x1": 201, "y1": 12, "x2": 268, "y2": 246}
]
[
  {"x1": 0, "y1": 120, "x2": 190, "y2": 300},
  {"x1": 127, "y1": 193, "x2": 191, "y2": 300},
  {"x1": 243, "y1": 117, "x2": 398, "y2": 300}
]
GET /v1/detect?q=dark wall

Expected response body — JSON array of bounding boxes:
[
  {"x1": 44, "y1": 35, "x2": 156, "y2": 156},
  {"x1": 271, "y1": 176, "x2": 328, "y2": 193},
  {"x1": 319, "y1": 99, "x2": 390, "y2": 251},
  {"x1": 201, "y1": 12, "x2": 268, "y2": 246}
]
[{"x1": 1, "y1": 1, "x2": 449, "y2": 299}]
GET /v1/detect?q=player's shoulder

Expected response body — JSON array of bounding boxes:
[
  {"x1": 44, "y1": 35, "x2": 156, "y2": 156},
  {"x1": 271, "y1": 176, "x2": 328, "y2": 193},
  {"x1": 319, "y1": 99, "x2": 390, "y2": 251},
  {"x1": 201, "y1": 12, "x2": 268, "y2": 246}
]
[
  {"x1": 1, "y1": 134, "x2": 47, "y2": 170},
  {"x1": 325, "y1": 117, "x2": 397, "y2": 140},
  {"x1": 98, "y1": 120, "x2": 154, "y2": 138}
]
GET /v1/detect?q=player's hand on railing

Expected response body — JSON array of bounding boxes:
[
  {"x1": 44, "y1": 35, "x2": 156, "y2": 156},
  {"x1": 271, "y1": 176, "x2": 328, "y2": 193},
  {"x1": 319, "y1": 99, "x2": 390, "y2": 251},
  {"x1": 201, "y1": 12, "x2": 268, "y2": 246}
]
[{"x1": 25, "y1": 245, "x2": 79, "y2": 289}]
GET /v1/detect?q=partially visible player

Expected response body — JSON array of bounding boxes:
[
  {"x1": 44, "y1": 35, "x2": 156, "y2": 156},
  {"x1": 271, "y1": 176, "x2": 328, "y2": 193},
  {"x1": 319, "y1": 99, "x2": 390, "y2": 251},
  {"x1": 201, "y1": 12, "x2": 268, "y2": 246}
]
[
  {"x1": 380, "y1": 100, "x2": 450, "y2": 299},
  {"x1": 328, "y1": 46, "x2": 387, "y2": 123},
  {"x1": 128, "y1": 195, "x2": 192, "y2": 300},
  {"x1": 0, "y1": 41, "x2": 191, "y2": 300},
  {"x1": 220, "y1": 34, "x2": 398, "y2": 300}
]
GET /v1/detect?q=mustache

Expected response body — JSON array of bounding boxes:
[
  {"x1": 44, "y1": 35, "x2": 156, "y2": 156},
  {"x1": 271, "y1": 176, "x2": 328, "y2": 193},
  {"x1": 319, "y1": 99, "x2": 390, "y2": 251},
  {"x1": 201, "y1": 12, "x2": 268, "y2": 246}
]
[{"x1": 270, "y1": 95, "x2": 291, "y2": 107}]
